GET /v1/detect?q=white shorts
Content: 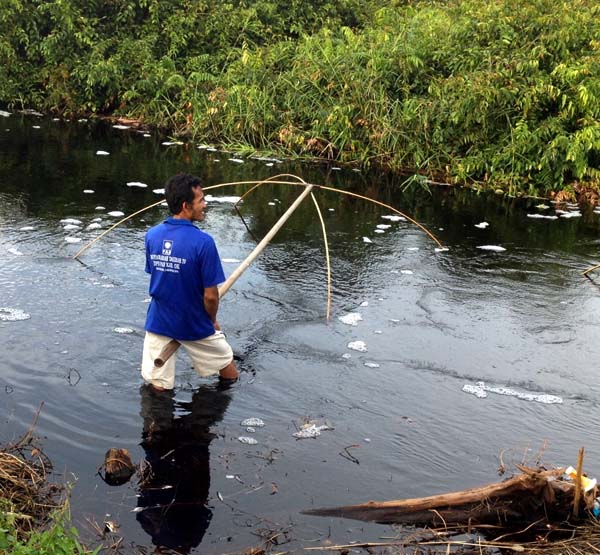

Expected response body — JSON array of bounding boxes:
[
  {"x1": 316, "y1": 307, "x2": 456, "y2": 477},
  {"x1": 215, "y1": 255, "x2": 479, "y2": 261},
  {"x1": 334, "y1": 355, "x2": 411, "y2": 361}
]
[{"x1": 141, "y1": 330, "x2": 234, "y2": 390}]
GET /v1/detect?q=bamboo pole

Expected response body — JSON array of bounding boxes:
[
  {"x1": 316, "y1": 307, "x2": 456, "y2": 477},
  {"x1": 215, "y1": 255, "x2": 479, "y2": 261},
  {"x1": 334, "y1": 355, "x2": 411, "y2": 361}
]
[
  {"x1": 153, "y1": 184, "x2": 315, "y2": 368},
  {"x1": 573, "y1": 447, "x2": 585, "y2": 518},
  {"x1": 583, "y1": 263, "x2": 600, "y2": 276}
]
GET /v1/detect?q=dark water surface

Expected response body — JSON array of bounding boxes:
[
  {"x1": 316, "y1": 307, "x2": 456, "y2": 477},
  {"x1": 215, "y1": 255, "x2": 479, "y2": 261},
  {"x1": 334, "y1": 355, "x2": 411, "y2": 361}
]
[{"x1": 2, "y1": 112, "x2": 600, "y2": 553}]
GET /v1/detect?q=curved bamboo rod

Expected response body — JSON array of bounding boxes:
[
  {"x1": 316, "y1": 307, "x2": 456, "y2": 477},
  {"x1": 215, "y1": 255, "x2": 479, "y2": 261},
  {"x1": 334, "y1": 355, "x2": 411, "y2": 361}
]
[
  {"x1": 310, "y1": 191, "x2": 332, "y2": 322},
  {"x1": 582, "y1": 262, "x2": 600, "y2": 276},
  {"x1": 74, "y1": 177, "x2": 443, "y2": 259}
]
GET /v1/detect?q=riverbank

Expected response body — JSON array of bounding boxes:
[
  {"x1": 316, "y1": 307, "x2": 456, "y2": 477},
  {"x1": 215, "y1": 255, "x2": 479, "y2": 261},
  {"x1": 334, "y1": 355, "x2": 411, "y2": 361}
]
[{"x1": 1, "y1": 0, "x2": 599, "y2": 197}]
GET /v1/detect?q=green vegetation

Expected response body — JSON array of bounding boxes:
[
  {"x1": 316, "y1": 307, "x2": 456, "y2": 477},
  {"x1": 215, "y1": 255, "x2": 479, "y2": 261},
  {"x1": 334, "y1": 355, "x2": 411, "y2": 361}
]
[
  {"x1": 1, "y1": 0, "x2": 599, "y2": 195},
  {"x1": 0, "y1": 504, "x2": 97, "y2": 555}
]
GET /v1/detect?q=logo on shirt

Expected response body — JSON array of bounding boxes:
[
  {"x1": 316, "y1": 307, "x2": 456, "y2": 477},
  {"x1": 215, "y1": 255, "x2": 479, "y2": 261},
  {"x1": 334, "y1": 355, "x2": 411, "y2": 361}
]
[{"x1": 162, "y1": 239, "x2": 174, "y2": 256}]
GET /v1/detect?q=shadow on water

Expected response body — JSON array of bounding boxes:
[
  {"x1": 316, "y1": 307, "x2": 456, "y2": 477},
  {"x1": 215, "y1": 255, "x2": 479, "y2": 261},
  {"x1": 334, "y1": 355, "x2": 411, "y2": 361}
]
[{"x1": 136, "y1": 383, "x2": 232, "y2": 553}]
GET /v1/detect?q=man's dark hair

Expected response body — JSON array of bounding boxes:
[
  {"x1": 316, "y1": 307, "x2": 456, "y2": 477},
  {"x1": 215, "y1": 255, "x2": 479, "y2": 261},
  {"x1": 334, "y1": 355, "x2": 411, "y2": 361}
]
[{"x1": 164, "y1": 173, "x2": 203, "y2": 215}]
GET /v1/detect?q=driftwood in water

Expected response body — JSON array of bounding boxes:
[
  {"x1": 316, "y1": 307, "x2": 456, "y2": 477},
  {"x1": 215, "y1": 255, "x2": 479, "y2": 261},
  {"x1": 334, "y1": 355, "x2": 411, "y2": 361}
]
[
  {"x1": 304, "y1": 467, "x2": 593, "y2": 527},
  {"x1": 101, "y1": 448, "x2": 135, "y2": 486}
]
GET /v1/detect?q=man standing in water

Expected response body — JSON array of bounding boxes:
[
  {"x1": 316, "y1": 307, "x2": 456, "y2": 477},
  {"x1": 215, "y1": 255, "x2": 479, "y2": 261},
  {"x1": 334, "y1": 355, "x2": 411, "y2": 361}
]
[{"x1": 141, "y1": 173, "x2": 238, "y2": 390}]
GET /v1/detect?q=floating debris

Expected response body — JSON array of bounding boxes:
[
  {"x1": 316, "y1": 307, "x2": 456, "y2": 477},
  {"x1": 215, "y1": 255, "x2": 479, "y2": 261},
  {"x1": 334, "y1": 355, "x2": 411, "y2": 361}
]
[
  {"x1": 18, "y1": 226, "x2": 36, "y2": 231},
  {"x1": 152, "y1": 188, "x2": 165, "y2": 195},
  {"x1": 60, "y1": 218, "x2": 83, "y2": 225},
  {"x1": 86, "y1": 223, "x2": 102, "y2": 230},
  {"x1": 8, "y1": 247, "x2": 24, "y2": 256},
  {"x1": 95, "y1": 206, "x2": 105, "y2": 210},
  {"x1": 112, "y1": 124, "x2": 129, "y2": 130},
  {"x1": 328, "y1": 208, "x2": 335, "y2": 211},
  {"x1": 435, "y1": 247, "x2": 450, "y2": 252},
  {"x1": 32, "y1": 125, "x2": 41, "y2": 129},
  {"x1": 268, "y1": 202, "x2": 276, "y2": 206},
  {"x1": 462, "y1": 381, "x2": 563, "y2": 404},
  {"x1": 96, "y1": 150, "x2": 110, "y2": 155},
  {"x1": 265, "y1": 162, "x2": 274, "y2": 167},
  {"x1": 161, "y1": 141, "x2": 184, "y2": 146},
  {"x1": 228, "y1": 158, "x2": 244, "y2": 163},
  {"x1": 0, "y1": 307, "x2": 31, "y2": 321},
  {"x1": 241, "y1": 418, "x2": 265, "y2": 428},
  {"x1": 331, "y1": 167, "x2": 342, "y2": 171},
  {"x1": 374, "y1": 229, "x2": 385, "y2": 234},
  {"x1": 293, "y1": 422, "x2": 334, "y2": 439},
  {"x1": 65, "y1": 237, "x2": 82, "y2": 243},
  {"x1": 83, "y1": 189, "x2": 94, "y2": 194},
  {"x1": 347, "y1": 340, "x2": 367, "y2": 352},
  {"x1": 474, "y1": 222, "x2": 489, "y2": 229},
  {"x1": 246, "y1": 427, "x2": 256, "y2": 433},
  {"x1": 339, "y1": 312, "x2": 363, "y2": 326},
  {"x1": 126, "y1": 182, "x2": 147, "y2": 188},
  {"x1": 0, "y1": 110, "x2": 10, "y2": 117},
  {"x1": 560, "y1": 211, "x2": 581, "y2": 219},
  {"x1": 477, "y1": 245, "x2": 506, "y2": 252},
  {"x1": 113, "y1": 327, "x2": 134, "y2": 334},
  {"x1": 407, "y1": 247, "x2": 419, "y2": 251},
  {"x1": 401, "y1": 270, "x2": 414, "y2": 275},
  {"x1": 238, "y1": 436, "x2": 258, "y2": 445},
  {"x1": 527, "y1": 214, "x2": 559, "y2": 220},
  {"x1": 381, "y1": 215, "x2": 406, "y2": 222},
  {"x1": 107, "y1": 211, "x2": 125, "y2": 217},
  {"x1": 377, "y1": 224, "x2": 392, "y2": 230},
  {"x1": 362, "y1": 237, "x2": 373, "y2": 244},
  {"x1": 342, "y1": 353, "x2": 352, "y2": 359},
  {"x1": 364, "y1": 362, "x2": 380, "y2": 368},
  {"x1": 359, "y1": 301, "x2": 369, "y2": 307},
  {"x1": 222, "y1": 258, "x2": 241, "y2": 263},
  {"x1": 204, "y1": 195, "x2": 241, "y2": 204},
  {"x1": 535, "y1": 204, "x2": 550, "y2": 209},
  {"x1": 63, "y1": 224, "x2": 80, "y2": 231}
]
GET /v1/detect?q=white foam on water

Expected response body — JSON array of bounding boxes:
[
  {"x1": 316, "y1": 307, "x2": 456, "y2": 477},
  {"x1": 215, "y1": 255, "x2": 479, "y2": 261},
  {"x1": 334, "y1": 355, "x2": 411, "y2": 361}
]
[
  {"x1": 477, "y1": 245, "x2": 506, "y2": 252},
  {"x1": 241, "y1": 418, "x2": 265, "y2": 427},
  {"x1": 65, "y1": 237, "x2": 81, "y2": 243},
  {"x1": 339, "y1": 312, "x2": 363, "y2": 326},
  {"x1": 96, "y1": 150, "x2": 110, "y2": 155},
  {"x1": 222, "y1": 258, "x2": 241, "y2": 263},
  {"x1": 293, "y1": 423, "x2": 334, "y2": 439},
  {"x1": 63, "y1": 224, "x2": 80, "y2": 230},
  {"x1": 362, "y1": 237, "x2": 372, "y2": 243},
  {"x1": 83, "y1": 189, "x2": 94, "y2": 194},
  {"x1": 0, "y1": 110, "x2": 10, "y2": 117},
  {"x1": 238, "y1": 436, "x2": 258, "y2": 445},
  {"x1": 127, "y1": 182, "x2": 147, "y2": 188},
  {"x1": 107, "y1": 211, "x2": 125, "y2": 217},
  {"x1": 527, "y1": 214, "x2": 558, "y2": 220},
  {"x1": 463, "y1": 381, "x2": 563, "y2": 404},
  {"x1": 8, "y1": 247, "x2": 23, "y2": 256},
  {"x1": 474, "y1": 222, "x2": 489, "y2": 228},
  {"x1": 0, "y1": 307, "x2": 30, "y2": 321},
  {"x1": 19, "y1": 226, "x2": 36, "y2": 231},
  {"x1": 204, "y1": 195, "x2": 241, "y2": 204},
  {"x1": 114, "y1": 327, "x2": 134, "y2": 334},
  {"x1": 381, "y1": 215, "x2": 405, "y2": 222},
  {"x1": 60, "y1": 218, "x2": 82, "y2": 225},
  {"x1": 347, "y1": 340, "x2": 367, "y2": 352},
  {"x1": 364, "y1": 362, "x2": 380, "y2": 368},
  {"x1": 86, "y1": 223, "x2": 102, "y2": 230}
]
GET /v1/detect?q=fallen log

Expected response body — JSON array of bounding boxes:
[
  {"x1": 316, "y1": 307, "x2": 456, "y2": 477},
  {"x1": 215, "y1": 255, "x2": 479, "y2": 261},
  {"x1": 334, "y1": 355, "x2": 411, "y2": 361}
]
[{"x1": 303, "y1": 467, "x2": 595, "y2": 528}]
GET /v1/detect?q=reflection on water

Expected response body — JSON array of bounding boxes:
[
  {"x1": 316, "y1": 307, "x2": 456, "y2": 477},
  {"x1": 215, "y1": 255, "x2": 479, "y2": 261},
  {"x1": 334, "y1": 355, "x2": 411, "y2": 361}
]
[{"x1": 137, "y1": 384, "x2": 231, "y2": 553}]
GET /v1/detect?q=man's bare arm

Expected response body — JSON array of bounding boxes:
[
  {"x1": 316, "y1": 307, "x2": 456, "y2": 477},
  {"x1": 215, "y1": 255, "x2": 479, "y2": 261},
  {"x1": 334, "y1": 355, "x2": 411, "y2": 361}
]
[{"x1": 204, "y1": 285, "x2": 220, "y2": 328}]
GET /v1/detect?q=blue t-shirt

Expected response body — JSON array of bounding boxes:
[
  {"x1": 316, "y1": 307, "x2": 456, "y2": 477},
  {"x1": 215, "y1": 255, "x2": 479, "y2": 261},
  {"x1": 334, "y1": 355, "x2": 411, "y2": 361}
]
[{"x1": 144, "y1": 217, "x2": 226, "y2": 340}]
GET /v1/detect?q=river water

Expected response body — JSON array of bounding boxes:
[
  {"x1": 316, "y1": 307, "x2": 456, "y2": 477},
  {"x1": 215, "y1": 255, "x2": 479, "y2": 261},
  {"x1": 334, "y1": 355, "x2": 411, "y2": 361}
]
[{"x1": 1, "y1": 112, "x2": 600, "y2": 553}]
